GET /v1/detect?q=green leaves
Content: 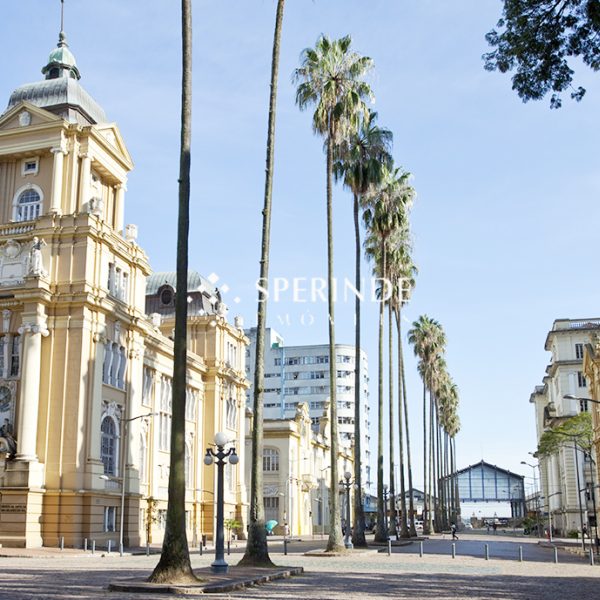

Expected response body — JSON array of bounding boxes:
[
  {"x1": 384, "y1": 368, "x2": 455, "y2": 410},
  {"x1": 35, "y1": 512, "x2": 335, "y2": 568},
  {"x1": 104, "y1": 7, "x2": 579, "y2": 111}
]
[
  {"x1": 537, "y1": 411, "x2": 593, "y2": 455},
  {"x1": 483, "y1": 0, "x2": 600, "y2": 107}
]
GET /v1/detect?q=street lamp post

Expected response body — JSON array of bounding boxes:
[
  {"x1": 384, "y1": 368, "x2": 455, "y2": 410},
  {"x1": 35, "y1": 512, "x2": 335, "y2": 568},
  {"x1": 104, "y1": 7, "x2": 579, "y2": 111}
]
[
  {"x1": 204, "y1": 432, "x2": 239, "y2": 574},
  {"x1": 383, "y1": 484, "x2": 389, "y2": 539},
  {"x1": 340, "y1": 471, "x2": 353, "y2": 549}
]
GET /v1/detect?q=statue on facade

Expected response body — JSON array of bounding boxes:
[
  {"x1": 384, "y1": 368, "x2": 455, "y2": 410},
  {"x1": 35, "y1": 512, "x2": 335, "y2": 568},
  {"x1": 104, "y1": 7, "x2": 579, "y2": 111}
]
[
  {"x1": 0, "y1": 418, "x2": 17, "y2": 459},
  {"x1": 28, "y1": 237, "x2": 47, "y2": 277}
]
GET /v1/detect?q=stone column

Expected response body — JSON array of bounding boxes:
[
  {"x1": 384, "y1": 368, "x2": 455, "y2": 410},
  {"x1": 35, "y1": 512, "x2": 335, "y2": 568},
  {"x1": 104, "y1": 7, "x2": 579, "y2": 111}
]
[
  {"x1": 114, "y1": 183, "x2": 126, "y2": 235},
  {"x1": 15, "y1": 319, "x2": 50, "y2": 461},
  {"x1": 49, "y1": 147, "x2": 67, "y2": 215},
  {"x1": 78, "y1": 153, "x2": 92, "y2": 210},
  {"x1": 88, "y1": 330, "x2": 106, "y2": 464}
]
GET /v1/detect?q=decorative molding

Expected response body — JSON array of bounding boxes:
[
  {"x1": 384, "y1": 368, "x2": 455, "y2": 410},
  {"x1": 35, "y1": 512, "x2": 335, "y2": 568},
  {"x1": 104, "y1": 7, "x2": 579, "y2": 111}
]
[
  {"x1": 18, "y1": 111, "x2": 31, "y2": 127},
  {"x1": 102, "y1": 401, "x2": 122, "y2": 423},
  {"x1": 2, "y1": 310, "x2": 11, "y2": 334},
  {"x1": 18, "y1": 322, "x2": 49, "y2": 337}
]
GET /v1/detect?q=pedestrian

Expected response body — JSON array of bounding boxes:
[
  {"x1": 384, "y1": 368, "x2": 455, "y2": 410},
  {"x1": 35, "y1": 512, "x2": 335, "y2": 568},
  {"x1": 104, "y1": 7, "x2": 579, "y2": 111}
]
[
  {"x1": 492, "y1": 522, "x2": 497, "y2": 534},
  {"x1": 451, "y1": 523, "x2": 458, "y2": 540},
  {"x1": 486, "y1": 522, "x2": 490, "y2": 533}
]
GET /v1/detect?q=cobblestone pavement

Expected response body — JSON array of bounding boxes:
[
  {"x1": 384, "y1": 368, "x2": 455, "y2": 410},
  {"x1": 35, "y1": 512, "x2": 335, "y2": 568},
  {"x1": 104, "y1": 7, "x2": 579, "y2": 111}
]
[{"x1": 0, "y1": 536, "x2": 598, "y2": 599}]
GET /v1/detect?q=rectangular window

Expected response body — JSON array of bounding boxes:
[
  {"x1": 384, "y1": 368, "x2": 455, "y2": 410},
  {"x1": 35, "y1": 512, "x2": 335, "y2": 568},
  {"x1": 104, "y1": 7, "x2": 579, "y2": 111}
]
[
  {"x1": 159, "y1": 376, "x2": 172, "y2": 451},
  {"x1": 264, "y1": 496, "x2": 279, "y2": 522},
  {"x1": 21, "y1": 157, "x2": 39, "y2": 176},
  {"x1": 575, "y1": 343, "x2": 584, "y2": 360},
  {"x1": 104, "y1": 506, "x2": 116, "y2": 532},
  {"x1": 142, "y1": 368, "x2": 153, "y2": 406},
  {"x1": 578, "y1": 371, "x2": 587, "y2": 388},
  {"x1": 10, "y1": 336, "x2": 20, "y2": 377},
  {"x1": 263, "y1": 448, "x2": 279, "y2": 472}
]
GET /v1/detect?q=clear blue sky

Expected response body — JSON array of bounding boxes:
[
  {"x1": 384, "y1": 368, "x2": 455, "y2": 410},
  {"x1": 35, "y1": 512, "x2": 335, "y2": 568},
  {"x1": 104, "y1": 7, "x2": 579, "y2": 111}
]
[{"x1": 4, "y1": 1, "x2": 600, "y2": 492}]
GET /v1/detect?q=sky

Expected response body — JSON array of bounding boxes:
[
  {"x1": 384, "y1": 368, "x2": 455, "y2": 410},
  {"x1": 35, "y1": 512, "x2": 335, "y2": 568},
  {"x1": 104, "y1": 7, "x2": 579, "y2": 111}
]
[{"x1": 3, "y1": 0, "x2": 600, "y2": 494}]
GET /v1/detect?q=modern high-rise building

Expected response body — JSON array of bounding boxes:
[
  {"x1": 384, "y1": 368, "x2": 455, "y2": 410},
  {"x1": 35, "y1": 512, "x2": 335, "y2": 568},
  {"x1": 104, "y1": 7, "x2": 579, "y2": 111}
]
[{"x1": 244, "y1": 327, "x2": 372, "y2": 489}]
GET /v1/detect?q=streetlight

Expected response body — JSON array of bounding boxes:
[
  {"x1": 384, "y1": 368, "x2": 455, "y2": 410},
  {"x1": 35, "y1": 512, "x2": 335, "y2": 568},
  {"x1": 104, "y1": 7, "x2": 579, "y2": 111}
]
[
  {"x1": 204, "y1": 432, "x2": 239, "y2": 574},
  {"x1": 521, "y1": 461, "x2": 542, "y2": 538},
  {"x1": 101, "y1": 411, "x2": 157, "y2": 556},
  {"x1": 340, "y1": 471, "x2": 353, "y2": 549},
  {"x1": 383, "y1": 484, "x2": 389, "y2": 539}
]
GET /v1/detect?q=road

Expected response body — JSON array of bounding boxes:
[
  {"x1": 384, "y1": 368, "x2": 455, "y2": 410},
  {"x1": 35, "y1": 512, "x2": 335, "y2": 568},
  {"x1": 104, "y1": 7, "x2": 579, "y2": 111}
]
[{"x1": 0, "y1": 533, "x2": 597, "y2": 599}]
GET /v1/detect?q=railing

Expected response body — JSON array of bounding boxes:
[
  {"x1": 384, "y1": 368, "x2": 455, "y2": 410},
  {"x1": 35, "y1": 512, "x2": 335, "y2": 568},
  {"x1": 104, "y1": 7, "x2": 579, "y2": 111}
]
[{"x1": 0, "y1": 222, "x2": 35, "y2": 236}]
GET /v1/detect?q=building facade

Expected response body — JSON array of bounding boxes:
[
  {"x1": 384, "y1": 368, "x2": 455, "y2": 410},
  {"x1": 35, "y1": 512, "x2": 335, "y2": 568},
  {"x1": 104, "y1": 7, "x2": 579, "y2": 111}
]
[
  {"x1": 0, "y1": 30, "x2": 248, "y2": 547},
  {"x1": 244, "y1": 327, "x2": 372, "y2": 491},
  {"x1": 529, "y1": 318, "x2": 600, "y2": 536},
  {"x1": 244, "y1": 401, "x2": 354, "y2": 536}
]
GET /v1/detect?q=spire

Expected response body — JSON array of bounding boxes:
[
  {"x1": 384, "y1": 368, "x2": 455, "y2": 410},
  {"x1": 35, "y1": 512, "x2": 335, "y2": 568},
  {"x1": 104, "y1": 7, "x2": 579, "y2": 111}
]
[{"x1": 41, "y1": 0, "x2": 81, "y2": 81}]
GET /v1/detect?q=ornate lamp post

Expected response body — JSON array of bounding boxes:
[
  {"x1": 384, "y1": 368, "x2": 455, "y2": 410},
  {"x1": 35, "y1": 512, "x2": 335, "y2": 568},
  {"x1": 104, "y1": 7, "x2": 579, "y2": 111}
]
[
  {"x1": 204, "y1": 432, "x2": 239, "y2": 574},
  {"x1": 340, "y1": 471, "x2": 353, "y2": 549},
  {"x1": 383, "y1": 484, "x2": 389, "y2": 539}
]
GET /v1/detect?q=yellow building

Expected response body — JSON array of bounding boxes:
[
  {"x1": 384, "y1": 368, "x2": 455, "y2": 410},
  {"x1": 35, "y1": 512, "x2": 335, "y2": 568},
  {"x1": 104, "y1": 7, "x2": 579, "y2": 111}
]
[
  {"x1": 0, "y1": 30, "x2": 248, "y2": 548},
  {"x1": 244, "y1": 401, "x2": 353, "y2": 537},
  {"x1": 583, "y1": 337, "x2": 600, "y2": 532}
]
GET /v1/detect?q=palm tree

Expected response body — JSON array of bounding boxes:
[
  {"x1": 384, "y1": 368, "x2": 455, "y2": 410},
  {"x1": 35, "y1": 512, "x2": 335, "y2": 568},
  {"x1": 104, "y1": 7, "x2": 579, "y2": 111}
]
[
  {"x1": 334, "y1": 110, "x2": 392, "y2": 547},
  {"x1": 150, "y1": 0, "x2": 195, "y2": 583},
  {"x1": 240, "y1": 0, "x2": 285, "y2": 568},
  {"x1": 364, "y1": 166, "x2": 413, "y2": 543},
  {"x1": 294, "y1": 34, "x2": 373, "y2": 552},
  {"x1": 387, "y1": 236, "x2": 417, "y2": 537},
  {"x1": 408, "y1": 315, "x2": 446, "y2": 535}
]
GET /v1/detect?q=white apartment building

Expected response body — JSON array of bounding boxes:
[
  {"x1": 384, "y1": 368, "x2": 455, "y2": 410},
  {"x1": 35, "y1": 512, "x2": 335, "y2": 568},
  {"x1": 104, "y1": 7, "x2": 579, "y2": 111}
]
[
  {"x1": 530, "y1": 318, "x2": 600, "y2": 537},
  {"x1": 245, "y1": 328, "x2": 372, "y2": 489}
]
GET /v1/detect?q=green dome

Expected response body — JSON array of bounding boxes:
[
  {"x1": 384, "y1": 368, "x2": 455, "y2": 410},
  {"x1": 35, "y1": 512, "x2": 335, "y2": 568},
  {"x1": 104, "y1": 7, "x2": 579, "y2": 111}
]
[{"x1": 41, "y1": 32, "x2": 81, "y2": 80}]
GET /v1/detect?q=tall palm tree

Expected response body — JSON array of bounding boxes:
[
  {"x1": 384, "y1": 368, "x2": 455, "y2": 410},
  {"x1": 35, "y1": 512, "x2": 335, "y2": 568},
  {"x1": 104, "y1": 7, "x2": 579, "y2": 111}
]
[
  {"x1": 240, "y1": 0, "x2": 285, "y2": 568},
  {"x1": 334, "y1": 110, "x2": 392, "y2": 547},
  {"x1": 150, "y1": 0, "x2": 195, "y2": 583},
  {"x1": 364, "y1": 166, "x2": 413, "y2": 543},
  {"x1": 408, "y1": 315, "x2": 445, "y2": 535},
  {"x1": 387, "y1": 237, "x2": 417, "y2": 537},
  {"x1": 294, "y1": 35, "x2": 373, "y2": 552}
]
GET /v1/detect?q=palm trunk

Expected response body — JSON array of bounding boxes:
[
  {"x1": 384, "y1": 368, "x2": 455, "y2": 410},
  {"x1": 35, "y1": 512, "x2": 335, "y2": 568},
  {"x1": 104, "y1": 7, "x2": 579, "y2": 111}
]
[
  {"x1": 326, "y1": 132, "x2": 343, "y2": 552},
  {"x1": 374, "y1": 241, "x2": 388, "y2": 543},
  {"x1": 428, "y1": 390, "x2": 435, "y2": 533},
  {"x1": 351, "y1": 192, "x2": 367, "y2": 548},
  {"x1": 388, "y1": 302, "x2": 397, "y2": 539},
  {"x1": 150, "y1": 0, "x2": 194, "y2": 583},
  {"x1": 396, "y1": 308, "x2": 416, "y2": 537},
  {"x1": 394, "y1": 307, "x2": 409, "y2": 538},
  {"x1": 422, "y1": 381, "x2": 429, "y2": 535},
  {"x1": 240, "y1": 0, "x2": 285, "y2": 567}
]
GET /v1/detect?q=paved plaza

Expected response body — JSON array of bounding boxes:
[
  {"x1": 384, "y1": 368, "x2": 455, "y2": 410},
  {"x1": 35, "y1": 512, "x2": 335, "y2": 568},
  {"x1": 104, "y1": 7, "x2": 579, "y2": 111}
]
[{"x1": 0, "y1": 534, "x2": 599, "y2": 599}]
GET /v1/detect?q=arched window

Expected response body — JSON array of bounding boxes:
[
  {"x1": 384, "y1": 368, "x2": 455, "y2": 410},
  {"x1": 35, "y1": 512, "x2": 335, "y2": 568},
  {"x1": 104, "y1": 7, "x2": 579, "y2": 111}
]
[
  {"x1": 184, "y1": 442, "x2": 191, "y2": 488},
  {"x1": 101, "y1": 416, "x2": 119, "y2": 476},
  {"x1": 139, "y1": 432, "x2": 148, "y2": 483},
  {"x1": 15, "y1": 188, "x2": 42, "y2": 222},
  {"x1": 263, "y1": 448, "x2": 279, "y2": 472},
  {"x1": 225, "y1": 384, "x2": 237, "y2": 430},
  {"x1": 117, "y1": 346, "x2": 127, "y2": 389}
]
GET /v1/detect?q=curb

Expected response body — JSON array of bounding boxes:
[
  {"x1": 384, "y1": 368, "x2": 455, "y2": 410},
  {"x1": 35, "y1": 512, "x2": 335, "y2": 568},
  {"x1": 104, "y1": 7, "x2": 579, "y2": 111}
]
[{"x1": 108, "y1": 566, "x2": 304, "y2": 595}]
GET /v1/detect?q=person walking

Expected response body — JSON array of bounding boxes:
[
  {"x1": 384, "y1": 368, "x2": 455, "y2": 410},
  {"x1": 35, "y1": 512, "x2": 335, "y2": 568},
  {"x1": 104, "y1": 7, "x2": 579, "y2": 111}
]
[{"x1": 451, "y1": 523, "x2": 458, "y2": 540}]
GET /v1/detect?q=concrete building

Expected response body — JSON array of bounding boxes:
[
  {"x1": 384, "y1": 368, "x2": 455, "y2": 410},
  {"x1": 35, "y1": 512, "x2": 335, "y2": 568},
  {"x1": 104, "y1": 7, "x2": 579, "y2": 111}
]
[
  {"x1": 0, "y1": 28, "x2": 248, "y2": 547},
  {"x1": 529, "y1": 318, "x2": 600, "y2": 536},
  {"x1": 244, "y1": 327, "x2": 372, "y2": 490}
]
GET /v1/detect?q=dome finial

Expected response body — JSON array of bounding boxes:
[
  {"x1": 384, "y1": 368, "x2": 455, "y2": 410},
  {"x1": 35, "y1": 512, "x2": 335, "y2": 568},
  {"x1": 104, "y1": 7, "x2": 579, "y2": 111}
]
[{"x1": 42, "y1": 0, "x2": 80, "y2": 80}]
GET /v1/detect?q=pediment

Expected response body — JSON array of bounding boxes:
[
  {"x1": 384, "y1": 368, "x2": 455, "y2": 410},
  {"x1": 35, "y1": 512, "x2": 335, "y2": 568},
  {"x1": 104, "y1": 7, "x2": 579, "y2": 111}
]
[
  {"x1": 0, "y1": 101, "x2": 61, "y2": 132},
  {"x1": 94, "y1": 124, "x2": 133, "y2": 166}
]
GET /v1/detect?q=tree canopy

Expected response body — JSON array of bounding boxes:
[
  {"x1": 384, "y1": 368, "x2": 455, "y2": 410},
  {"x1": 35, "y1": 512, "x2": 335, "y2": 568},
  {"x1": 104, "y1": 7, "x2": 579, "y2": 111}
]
[
  {"x1": 483, "y1": 0, "x2": 600, "y2": 107},
  {"x1": 537, "y1": 411, "x2": 593, "y2": 456}
]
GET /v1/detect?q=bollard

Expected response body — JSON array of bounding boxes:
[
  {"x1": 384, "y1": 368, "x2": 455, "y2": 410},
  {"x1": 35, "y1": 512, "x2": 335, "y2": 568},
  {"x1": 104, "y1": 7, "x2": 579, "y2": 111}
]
[
  {"x1": 107, "y1": 539, "x2": 112, "y2": 554},
  {"x1": 60, "y1": 537, "x2": 64, "y2": 551},
  {"x1": 387, "y1": 539, "x2": 391, "y2": 556},
  {"x1": 92, "y1": 540, "x2": 96, "y2": 555},
  {"x1": 452, "y1": 543, "x2": 456, "y2": 559},
  {"x1": 554, "y1": 547, "x2": 558, "y2": 564},
  {"x1": 199, "y1": 543, "x2": 203, "y2": 556},
  {"x1": 84, "y1": 538, "x2": 88, "y2": 552},
  {"x1": 590, "y1": 549, "x2": 594, "y2": 566},
  {"x1": 419, "y1": 541, "x2": 423, "y2": 557},
  {"x1": 227, "y1": 540, "x2": 230, "y2": 556},
  {"x1": 119, "y1": 542, "x2": 123, "y2": 557},
  {"x1": 146, "y1": 543, "x2": 150, "y2": 557},
  {"x1": 283, "y1": 538, "x2": 288, "y2": 556},
  {"x1": 519, "y1": 546, "x2": 523, "y2": 562},
  {"x1": 484, "y1": 543, "x2": 489, "y2": 561}
]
